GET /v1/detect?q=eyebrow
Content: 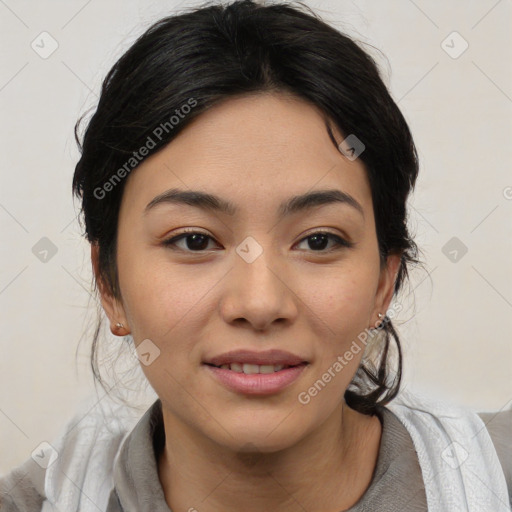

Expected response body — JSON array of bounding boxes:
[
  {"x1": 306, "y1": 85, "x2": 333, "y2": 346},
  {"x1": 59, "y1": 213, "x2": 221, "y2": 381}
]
[{"x1": 144, "y1": 187, "x2": 364, "y2": 219}]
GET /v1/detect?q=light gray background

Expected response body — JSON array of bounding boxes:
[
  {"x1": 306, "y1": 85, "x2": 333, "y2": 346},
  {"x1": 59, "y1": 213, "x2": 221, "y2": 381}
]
[{"x1": 1, "y1": 0, "x2": 511, "y2": 473}]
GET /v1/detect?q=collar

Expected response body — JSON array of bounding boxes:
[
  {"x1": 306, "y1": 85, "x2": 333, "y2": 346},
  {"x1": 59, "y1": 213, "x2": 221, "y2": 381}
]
[
  {"x1": 107, "y1": 398, "x2": 425, "y2": 511},
  {"x1": 108, "y1": 399, "x2": 170, "y2": 511}
]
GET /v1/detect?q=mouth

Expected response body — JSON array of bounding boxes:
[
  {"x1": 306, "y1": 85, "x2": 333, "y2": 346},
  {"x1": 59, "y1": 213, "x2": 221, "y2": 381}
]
[
  {"x1": 202, "y1": 349, "x2": 310, "y2": 394},
  {"x1": 203, "y1": 362, "x2": 307, "y2": 374},
  {"x1": 202, "y1": 359, "x2": 309, "y2": 395},
  {"x1": 203, "y1": 348, "x2": 309, "y2": 368}
]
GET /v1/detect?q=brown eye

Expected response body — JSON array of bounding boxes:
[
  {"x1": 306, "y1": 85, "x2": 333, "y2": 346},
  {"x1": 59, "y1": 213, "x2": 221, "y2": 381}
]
[
  {"x1": 295, "y1": 231, "x2": 353, "y2": 252},
  {"x1": 162, "y1": 230, "x2": 217, "y2": 252},
  {"x1": 162, "y1": 230, "x2": 353, "y2": 254}
]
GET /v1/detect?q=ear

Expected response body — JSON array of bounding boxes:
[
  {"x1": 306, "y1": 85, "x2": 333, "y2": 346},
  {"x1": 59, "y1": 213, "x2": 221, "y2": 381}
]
[
  {"x1": 372, "y1": 252, "x2": 402, "y2": 326},
  {"x1": 91, "y1": 243, "x2": 130, "y2": 335}
]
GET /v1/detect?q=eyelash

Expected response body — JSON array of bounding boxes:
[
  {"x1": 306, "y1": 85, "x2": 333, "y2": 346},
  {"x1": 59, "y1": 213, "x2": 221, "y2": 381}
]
[{"x1": 161, "y1": 229, "x2": 354, "y2": 253}]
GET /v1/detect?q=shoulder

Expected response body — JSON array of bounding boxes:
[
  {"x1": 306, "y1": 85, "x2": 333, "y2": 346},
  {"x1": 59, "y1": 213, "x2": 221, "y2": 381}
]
[
  {"x1": 0, "y1": 395, "x2": 143, "y2": 512},
  {"x1": 387, "y1": 389, "x2": 511, "y2": 506},
  {"x1": 477, "y1": 407, "x2": 512, "y2": 496},
  {"x1": 0, "y1": 456, "x2": 46, "y2": 511}
]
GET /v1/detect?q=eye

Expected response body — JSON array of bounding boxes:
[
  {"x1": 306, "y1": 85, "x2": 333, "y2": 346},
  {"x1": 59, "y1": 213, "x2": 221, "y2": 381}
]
[
  {"x1": 162, "y1": 229, "x2": 218, "y2": 252},
  {"x1": 295, "y1": 231, "x2": 354, "y2": 252},
  {"x1": 162, "y1": 229, "x2": 353, "y2": 253}
]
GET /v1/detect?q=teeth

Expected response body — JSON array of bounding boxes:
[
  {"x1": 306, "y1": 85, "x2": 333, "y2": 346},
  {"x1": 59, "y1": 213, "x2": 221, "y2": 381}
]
[
  {"x1": 218, "y1": 363, "x2": 287, "y2": 373},
  {"x1": 231, "y1": 362, "x2": 243, "y2": 372},
  {"x1": 259, "y1": 365, "x2": 278, "y2": 374}
]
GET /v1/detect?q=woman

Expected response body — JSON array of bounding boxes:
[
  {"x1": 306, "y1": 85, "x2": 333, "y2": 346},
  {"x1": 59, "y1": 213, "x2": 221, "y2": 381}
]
[{"x1": 1, "y1": 1, "x2": 510, "y2": 511}]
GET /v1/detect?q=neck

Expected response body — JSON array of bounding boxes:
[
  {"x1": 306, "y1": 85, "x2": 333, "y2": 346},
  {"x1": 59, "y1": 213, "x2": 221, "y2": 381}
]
[{"x1": 157, "y1": 401, "x2": 382, "y2": 512}]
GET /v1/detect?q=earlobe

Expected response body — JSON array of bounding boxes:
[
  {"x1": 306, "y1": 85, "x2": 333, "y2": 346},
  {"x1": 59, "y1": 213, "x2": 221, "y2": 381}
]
[
  {"x1": 374, "y1": 252, "x2": 402, "y2": 323},
  {"x1": 90, "y1": 243, "x2": 130, "y2": 336}
]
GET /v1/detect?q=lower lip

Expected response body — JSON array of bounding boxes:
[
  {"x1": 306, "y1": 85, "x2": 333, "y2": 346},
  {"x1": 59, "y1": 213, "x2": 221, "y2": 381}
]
[{"x1": 203, "y1": 363, "x2": 308, "y2": 395}]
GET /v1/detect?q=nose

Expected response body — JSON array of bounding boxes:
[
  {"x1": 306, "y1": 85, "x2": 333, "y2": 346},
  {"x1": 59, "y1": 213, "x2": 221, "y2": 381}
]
[{"x1": 219, "y1": 246, "x2": 298, "y2": 332}]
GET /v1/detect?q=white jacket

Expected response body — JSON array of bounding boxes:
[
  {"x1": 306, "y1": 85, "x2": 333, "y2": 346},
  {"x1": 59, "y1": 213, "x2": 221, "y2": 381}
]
[{"x1": 388, "y1": 388, "x2": 511, "y2": 511}]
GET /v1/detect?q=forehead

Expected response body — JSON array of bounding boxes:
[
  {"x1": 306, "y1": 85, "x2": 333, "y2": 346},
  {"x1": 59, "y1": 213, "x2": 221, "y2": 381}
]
[{"x1": 120, "y1": 92, "x2": 373, "y2": 218}]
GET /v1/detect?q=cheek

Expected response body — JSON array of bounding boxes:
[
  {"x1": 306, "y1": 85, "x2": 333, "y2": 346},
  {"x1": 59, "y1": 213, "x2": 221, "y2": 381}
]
[
  {"x1": 300, "y1": 263, "x2": 379, "y2": 395},
  {"x1": 117, "y1": 248, "x2": 214, "y2": 342},
  {"x1": 294, "y1": 268, "x2": 378, "y2": 411},
  {"x1": 308, "y1": 265, "x2": 378, "y2": 334}
]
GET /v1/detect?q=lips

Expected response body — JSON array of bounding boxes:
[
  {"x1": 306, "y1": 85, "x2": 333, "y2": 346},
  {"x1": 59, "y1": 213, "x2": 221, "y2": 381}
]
[
  {"x1": 204, "y1": 359, "x2": 309, "y2": 395},
  {"x1": 203, "y1": 349, "x2": 308, "y2": 367}
]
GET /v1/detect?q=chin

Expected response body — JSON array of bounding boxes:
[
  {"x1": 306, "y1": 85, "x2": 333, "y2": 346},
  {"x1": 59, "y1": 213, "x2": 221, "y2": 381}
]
[{"x1": 213, "y1": 418, "x2": 308, "y2": 454}]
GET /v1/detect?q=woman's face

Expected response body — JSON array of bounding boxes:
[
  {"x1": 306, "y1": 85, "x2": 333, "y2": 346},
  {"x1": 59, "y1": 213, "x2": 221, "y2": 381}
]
[{"x1": 96, "y1": 92, "x2": 400, "y2": 452}]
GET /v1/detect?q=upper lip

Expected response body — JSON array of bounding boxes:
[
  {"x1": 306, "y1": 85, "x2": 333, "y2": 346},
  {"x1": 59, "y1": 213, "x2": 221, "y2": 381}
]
[{"x1": 203, "y1": 349, "x2": 308, "y2": 367}]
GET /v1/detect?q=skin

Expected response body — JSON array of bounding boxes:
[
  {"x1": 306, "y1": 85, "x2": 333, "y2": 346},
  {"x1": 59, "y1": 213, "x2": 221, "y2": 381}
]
[{"x1": 92, "y1": 92, "x2": 401, "y2": 512}]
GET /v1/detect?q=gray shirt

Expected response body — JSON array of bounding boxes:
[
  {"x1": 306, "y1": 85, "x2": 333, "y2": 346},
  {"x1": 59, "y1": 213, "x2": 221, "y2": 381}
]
[{"x1": 2, "y1": 399, "x2": 511, "y2": 511}]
